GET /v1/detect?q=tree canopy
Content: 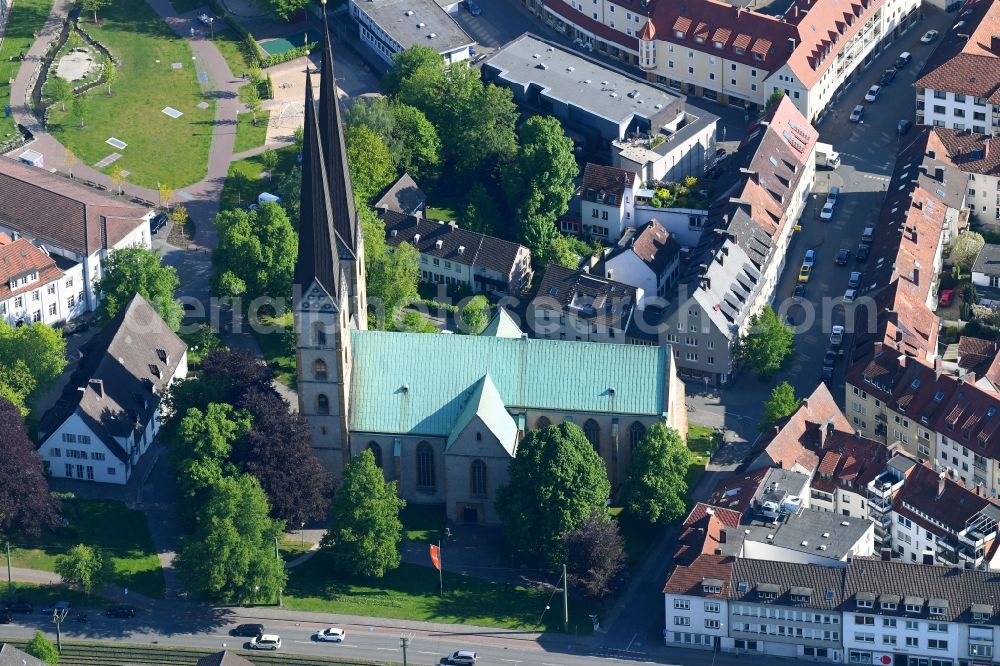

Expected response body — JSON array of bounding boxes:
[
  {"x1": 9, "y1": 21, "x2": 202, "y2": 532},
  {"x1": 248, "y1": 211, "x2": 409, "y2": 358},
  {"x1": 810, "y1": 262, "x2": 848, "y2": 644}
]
[
  {"x1": 25, "y1": 631, "x2": 59, "y2": 665},
  {"x1": 0, "y1": 397, "x2": 60, "y2": 539},
  {"x1": 345, "y1": 124, "x2": 397, "y2": 204},
  {"x1": 622, "y1": 423, "x2": 690, "y2": 525},
  {"x1": 560, "y1": 510, "x2": 625, "y2": 599},
  {"x1": 322, "y1": 449, "x2": 405, "y2": 577},
  {"x1": 496, "y1": 422, "x2": 610, "y2": 565},
  {"x1": 176, "y1": 473, "x2": 287, "y2": 604},
  {"x1": 382, "y1": 46, "x2": 442, "y2": 96},
  {"x1": 0, "y1": 321, "x2": 67, "y2": 414},
  {"x1": 503, "y1": 115, "x2": 578, "y2": 225},
  {"x1": 55, "y1": 544, "x2": 113, "y2": 595},
  {"x1": 461, "y1": 295, "x2": 490, "y2": 335},
  {"x1": 250, "y1": 0, "x2": 309, "y2": 20},
  {"x1": 95, "y1": 247, "x2": 182, "y2": 329},
  {"x1": 360, "y1": 204, "x2": 419, "y2": 325},
  {"x1": 213, "y1": 203, "x2": 297, "y2": 302},
  {"x1": 951, "y1": 231, "x2": 986, "y2": 271},
  {"x1": 760, "y1": 381, "x2": 802, "y2": 432},
  {"x1": 736, "y1": 305, "x2": 795, "y2": 378}
]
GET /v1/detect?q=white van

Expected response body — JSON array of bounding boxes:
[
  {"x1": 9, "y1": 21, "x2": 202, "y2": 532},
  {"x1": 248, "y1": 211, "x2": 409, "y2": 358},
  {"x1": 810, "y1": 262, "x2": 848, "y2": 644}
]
[
  {"x1": 448, "y1": 651, "x2": 478, "y2": 664},
  {"x1": 250, "y1": 634, "x2": 282, "y2": 650}
]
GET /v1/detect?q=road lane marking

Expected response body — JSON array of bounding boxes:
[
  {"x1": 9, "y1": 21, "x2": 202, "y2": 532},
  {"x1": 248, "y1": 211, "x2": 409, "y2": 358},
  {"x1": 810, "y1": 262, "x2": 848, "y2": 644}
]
[
  {"x1": 376, "y1": 647, "x2": 398, "y2": 651},
  {"x1": 417, "y1": 651, "x2": 437, "y2": 655}
]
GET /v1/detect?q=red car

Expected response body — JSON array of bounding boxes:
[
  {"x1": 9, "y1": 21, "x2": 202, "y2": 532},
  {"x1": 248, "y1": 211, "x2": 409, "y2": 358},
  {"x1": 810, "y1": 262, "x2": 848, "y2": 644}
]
[{"x1": 939, "y1": 289, "x2": 954, "y2": 307}]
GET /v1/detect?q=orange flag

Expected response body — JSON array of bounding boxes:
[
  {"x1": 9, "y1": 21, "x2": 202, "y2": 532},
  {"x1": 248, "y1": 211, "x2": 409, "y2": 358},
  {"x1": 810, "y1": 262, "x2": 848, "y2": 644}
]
[{"x1": 429, "y1": 544, "x2": 442, "y2": 571}]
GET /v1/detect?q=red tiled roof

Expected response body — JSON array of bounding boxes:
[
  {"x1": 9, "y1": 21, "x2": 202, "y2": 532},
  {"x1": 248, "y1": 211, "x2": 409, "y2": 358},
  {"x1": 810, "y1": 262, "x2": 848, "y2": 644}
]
[
  {"x1": 753, "y1": 382, "x2": 852, "y2": 473},
  {"x1": 663, "y1": 554, "x2": 734, "y2": 596},
  {"x1": 579, "y1": 163, "x2": 638, "y2": 203},
  {"x1": 894, "y1": 462, "x2": 998, "y2": 534},
  {"x1": 0, "y1": 239, "x2": 64, "y2": 302},
  {"x1": 915, "y1": 0, "x2": 1000, "y2": 102},
  {"x1": 933, "y1": 127, "x2": 1000, "y2": 177},
  {"x1": 706, "y1": 468, "x2": 768, "y2": 514},
  {"x1": 639, "y1": 19, "x2": 656, "y2": 41}
]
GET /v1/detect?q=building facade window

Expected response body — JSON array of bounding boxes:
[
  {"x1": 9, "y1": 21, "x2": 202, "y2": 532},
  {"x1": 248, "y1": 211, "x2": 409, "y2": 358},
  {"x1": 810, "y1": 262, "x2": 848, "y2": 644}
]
[
  {"x1": 470, "y1": 459, "x2": 487, "y2": 497},
  {"x1": 584, "y1": 419, "x2": 600, "y2": 453},
  {"x1": 536, "y1": 416, "x2": 551, "y2": 429},
  {"x1": 367, "y1": 441, "x2": 382, "y2": 468},
  {"x1": 629, "y1": 421, "x2": 645, "y2": 451},
  {"x1": 313, "y1": 358, "x2": 328, "y2": 381},
  {"x1": 316, "y1": 394, "x2": 330, "y2": 415},
  {"x1": 417, "y1": 442, "x2": 435, "y2": 490}
]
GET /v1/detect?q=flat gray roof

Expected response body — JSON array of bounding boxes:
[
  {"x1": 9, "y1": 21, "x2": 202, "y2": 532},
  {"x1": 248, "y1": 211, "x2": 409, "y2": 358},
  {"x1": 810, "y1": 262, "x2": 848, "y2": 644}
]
[
  {"x1": 357, "y1": 0, "x2": 473, "y2": 55},
  {"x1": 486, "y1": 34, "x2": 682, "y2": 126},
  {"x1": 746, "y1": 509, "x2": 872, "y2": 560}
]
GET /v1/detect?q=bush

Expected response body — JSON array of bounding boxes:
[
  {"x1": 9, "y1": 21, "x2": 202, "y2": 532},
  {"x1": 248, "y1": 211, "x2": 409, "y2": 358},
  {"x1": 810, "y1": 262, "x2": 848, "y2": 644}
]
[{"x1": 260, "y1": 42, "x2": 316, "y2": 68}]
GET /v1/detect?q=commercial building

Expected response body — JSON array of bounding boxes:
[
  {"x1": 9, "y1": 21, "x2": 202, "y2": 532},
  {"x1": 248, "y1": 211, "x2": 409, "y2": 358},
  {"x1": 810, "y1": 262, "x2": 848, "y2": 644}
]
[
  {"x1": 525, "y1": 0, "x2": 919, "y2": 122},
  {"x1": 915, "y1": 0, "x2": 1000, "y2": 134},
  {"x1": 0, "y1": 157, "x2": 153, "y2": 316},
  {"x1": 483, "y1": 34, "x2": 717, "y2": 176},
  {"x1": 348, "y1": 0, "x2": 474, "y2": 66}
]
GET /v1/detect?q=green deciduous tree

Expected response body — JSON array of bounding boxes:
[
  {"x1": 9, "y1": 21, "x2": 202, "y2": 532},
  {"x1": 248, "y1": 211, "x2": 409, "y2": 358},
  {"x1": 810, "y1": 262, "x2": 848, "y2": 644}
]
[
  {"x1": 736, "y1": 305, "x2": 795, "y2": 379},
  {"x1": 243, "y1": 85, "x2": 262, "y2": 126},
  {"x1": 765, "y1": 88, "x2": 785, "y2": 111},
  {"x1": 358, "y1": 205, "x2": 418, "y2": 325},
  {"x1": 760, "y1": 381, "x2": 802, "y2": 432},
  {"x1": 390, "y1": 102, "x2": 441, "y2": 181},
  {"x1": 560, "y1": 509, "x2": 625, "y2": 599},
  {"x1": 176, "y1": 473, "x2": 287, "y2": 603},
  {"x1": 71, "y1": 93, "x2": 87, "y2": 128},
  {"x1": 259, "y1": 148, "x2": 278, "y2": 181},
  {"x1": 55, "y1": 544, "x2": 113, "y2": 595},
  {"x1": 95, "y1": 247, "x2": 183, "y2": 329},
  {"x1": 460, "y1": 295, "x2": 490, "y2": 335},
  {"x1": 25, "y1": 631, "x2": 59, "y2": 665},
  {"x1": 502, "y1": 115, "x2": 578, "y2": 225},
  {"x1": 496, "y1": 422, "x2": 610, "y2": 565},
  {"x1": 345, "y1": 124, "x2": 396, "y2": 204},
  {"x1": 102, "y1": 57, "x2": 116, "y2": 95},
  {"x1": 460, "y1": 182, "x2": 502, "y2": 236},
  {"x1": 382, "y1": 45, "x2": 443, "y2": 96},
  {"x1": 951, "y1": 231, "x2": 986, "y2": 271},
  {"x1": 0, "y1": 321, "x2": 67, "y2": 413},
  {"x1": 321, "y1": 449, "x2": 405, "y2": 577},
  {"x1": 82, "y1": 0, "x2": 110, "y2": 23},
  {"x1": 520, "y1": 215, "x2": 560, "y2": 267},
  {"x1": 0, "y1": 397, "x2": 60, "y2": 539},
  {"x1": 549, "y1": 235, "x2": 582, "y2": 269},
  {"x1": 0, "y1": 360, "x2": 36, "y2": 415},
  {"x1": 622, "y1": 423, "x2": 690, "y2": 525},
  {"x1": 250, "y1": 0, "x2": 310, "y2": 20},
  {"x1": 48, "y1": 76, "x2": 72, "y2": 111},
  {"x1": 213, "y1": 203, "x2": 297, "y2": 302},
  {"x1": 392, "y1": 310, "x2": 439, "y2": 333}
]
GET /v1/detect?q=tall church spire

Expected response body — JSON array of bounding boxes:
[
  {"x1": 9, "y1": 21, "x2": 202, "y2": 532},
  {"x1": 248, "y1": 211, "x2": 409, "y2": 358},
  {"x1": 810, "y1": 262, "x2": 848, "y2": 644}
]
[
  {"x1": 294, "y1": 68, "x2": 342, "y2": 300},
  {"x1": 319, "y1": 3, "x2": 359, "y2": 257}
]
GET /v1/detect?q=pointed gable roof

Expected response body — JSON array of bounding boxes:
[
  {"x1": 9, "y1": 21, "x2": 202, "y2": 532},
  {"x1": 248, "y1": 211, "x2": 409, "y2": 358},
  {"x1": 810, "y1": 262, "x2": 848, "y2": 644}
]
[
  {"x1": 294, "y1": 67, "x2": 342, "y2": 301},
  {"x1": 481, "y1": 307, "x2": 522, "y2": 338},
  {"x1": 319, "y1": 11, "x2": 359, "y2": 257},
  {"x1": 446, "y1": 374, "x2": 518, "y2": 455}
]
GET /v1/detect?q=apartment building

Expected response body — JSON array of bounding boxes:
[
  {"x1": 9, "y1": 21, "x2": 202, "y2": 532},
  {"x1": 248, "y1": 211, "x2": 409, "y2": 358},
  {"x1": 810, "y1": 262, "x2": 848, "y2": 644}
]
[
  {"x1": 932, "y1": 129, "x2": 1000, "y2": 230},
  {"x1": 939, "y1": 336, "x2": 1000, "y2": 393},
  {"x1": 529, "y1": 264, "x2": 639, "y2": 342},
  {"x1": 0, "y1": 234, "x2": 86, "y2": 327},
  {"x1": 0, "y1": 158, "x2": 152, "y2": 315},
  {"x1": 915, "y1": 0, "x2": 1000, "y2": 135},
  {"x1": 576, "y1": 163, "x2": 641, "y2": 241},
  {"x1": 626, "y1": 96, "x2": 816, "y2": 385},
  {"x1": 348, "y1": 0, "x2": 473, "y2": 66},
  {"x1": 599, "y1": 220, "x2": 681, "y2": 304},
  {"x1": 382, "y1": 211, "x2": 533, "y2": 296},
  {"x1": 525, "y1": 0, "x2": 919, "y2": 122},
  {"x1": 482, "y1": 35, "x2": 718, "y2": 173},
  {"x1": 665, "y1": 554, "x2": 1000, "y2": 664}
]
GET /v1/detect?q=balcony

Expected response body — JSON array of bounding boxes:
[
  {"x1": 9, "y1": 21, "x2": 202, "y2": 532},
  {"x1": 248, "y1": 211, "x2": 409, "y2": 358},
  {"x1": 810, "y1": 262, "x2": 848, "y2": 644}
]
[{"x1": 869, "y1": 497, "x2": 892, "y2": 513}]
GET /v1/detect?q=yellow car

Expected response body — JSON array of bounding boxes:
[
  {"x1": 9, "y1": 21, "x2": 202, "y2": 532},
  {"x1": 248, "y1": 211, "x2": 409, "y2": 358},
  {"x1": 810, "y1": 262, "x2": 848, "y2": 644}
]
[{"x1": 798, "y1": 265, "x2": 811, "y2": 283}]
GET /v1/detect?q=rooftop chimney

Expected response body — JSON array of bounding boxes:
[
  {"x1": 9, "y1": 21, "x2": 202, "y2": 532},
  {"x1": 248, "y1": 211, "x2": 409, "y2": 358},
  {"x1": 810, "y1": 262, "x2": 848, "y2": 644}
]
[
  {"x1": 984, "y1": 138, "x2": 991, "y2": 161},
  {"x1": 788, "y1": 37, "x2": 797, "y2": 53},
  {"x1": 874, "y1": 341, "x2": 883, "y2": 356},
  {"x1": 938, "y1": 471, "x2": 946, "y2": 498},
  {"x1": 89, "y1": 378, "x2": 104, "y2": 398},
  {"x1": 922, "y1": 551, "x2": 935, "y2": 565},
  {"x1": 992, "y1": 35, "x2": 1000, "y2": 54},
  {"x1": 934, "y1": 166, "x2": 944, "y2": 181},
  {"x1": 881, "y1": 548, "x2": 892, "y2": 561}
]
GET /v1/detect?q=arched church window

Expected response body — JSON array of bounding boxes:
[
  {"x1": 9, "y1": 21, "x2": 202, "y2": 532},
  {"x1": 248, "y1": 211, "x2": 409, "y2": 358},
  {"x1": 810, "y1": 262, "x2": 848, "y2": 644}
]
[
  {"x1": 416, "y1": 442, "x2": 435, "y2": 491},
  {"x1": 367, "y1": 442, "x2": 382, "y2": 468},
  {"x1": 317, "y1": 394, "x2": 330, "y2": 415},
  {"x1": 584, "y1": 419, "x2": 600, "y2": 454},
  {"x1": 470, "y1": 459, "x2": 487, "y2": 497},
  {"x1": 314, "y1": 358, "x2": 328, "y2": 381},
  {"x1": 536, "y1": 416, "x2": 551, "y2": 429},
  {"x1": 630, "y1": 422, "x2": 646, "y2": 451}
]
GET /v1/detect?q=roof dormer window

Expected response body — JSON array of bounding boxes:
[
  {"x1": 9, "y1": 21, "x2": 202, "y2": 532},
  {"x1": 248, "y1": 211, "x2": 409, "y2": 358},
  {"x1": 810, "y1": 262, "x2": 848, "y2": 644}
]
[
  {"x1": 695, "y1": 36, "x2": 705, "y2": 44},
  {"x1": 675, "y1": 29, "x2": 684, "y2": 38}
]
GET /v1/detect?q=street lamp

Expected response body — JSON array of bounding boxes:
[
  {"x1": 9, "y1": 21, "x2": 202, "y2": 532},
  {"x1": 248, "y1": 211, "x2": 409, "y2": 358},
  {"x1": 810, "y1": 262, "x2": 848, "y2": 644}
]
[
  {"x1": 53, "y1": 607, "x2": 69, "y2": 653},
  {"x1": 208, "y1": 17, "x2": 214, "y2": 40},
  {"x1": 400, "y1": 636, "x2": 410, "y2": 666}
]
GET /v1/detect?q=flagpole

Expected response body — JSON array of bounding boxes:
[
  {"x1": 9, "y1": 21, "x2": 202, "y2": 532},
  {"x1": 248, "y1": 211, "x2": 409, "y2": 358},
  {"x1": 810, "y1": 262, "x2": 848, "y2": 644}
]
[{"x1": 438, "y1": 540, "x2": 443, "y2": 596}]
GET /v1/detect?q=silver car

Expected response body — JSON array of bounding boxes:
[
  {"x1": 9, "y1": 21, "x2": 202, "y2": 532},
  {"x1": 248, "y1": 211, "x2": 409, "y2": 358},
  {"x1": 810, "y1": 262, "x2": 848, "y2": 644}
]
[{"x1": 850, "y1": 105, "x2": 865, "y2": 122}]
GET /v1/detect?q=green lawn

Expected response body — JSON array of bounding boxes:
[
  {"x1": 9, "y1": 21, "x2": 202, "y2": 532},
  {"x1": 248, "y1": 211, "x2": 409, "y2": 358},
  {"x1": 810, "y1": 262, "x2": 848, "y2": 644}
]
[
  {"x1": 7, "y1": 500, "x2": 165, "y2": 599},
  {"x1": 5, "y1": 582, "x2": 99, "y2": 608},
  {"x1": 212, "y1": 27, "x2": 257, "y2": 80},
  {"x1": 401, "y1": 504, "x2": 446, "y2": 543},
  {"x1": 425, "y1": 206, "x2": 458, "y2": 222},
  {"x1": 251, "y1": 311, "x2": 296, "y2": 389},
  {"x1": 233, "y1": 108, "x2": 269, "y2": 153},
  {"x1": 220, "y1": 147, "x2": 297, "y2": 211},
  {"x1": 279, "y1": 535, "x2": 314, "y2": 563},
  {"x1": 47, "y1": 0, "x2": 215, "y2": 188},
  {"x1": 685, "y1": 423, "x2": 718, "y2": 495},
  {"x1": 284, "y1": 557, "x2": 597, "y2": 634},
  {"x1": 0, "y1": 0, "x2": 55, "y2": 144}
]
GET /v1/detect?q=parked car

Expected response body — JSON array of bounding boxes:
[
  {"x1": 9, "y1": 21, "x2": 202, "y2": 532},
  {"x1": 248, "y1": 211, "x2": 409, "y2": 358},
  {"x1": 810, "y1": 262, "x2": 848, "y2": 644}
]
[
  {"x1": 857, "y1": 243, "x2": 871, "y2": 261},
  {"x1": 921, "y1": 29, "x2": 939, "y2": 43},
  {"x1": 150, "y1": 213, "x2": 168, "y2": 234},
  {"x1": 105, "y1": 605, "x2": 136, "y2": 618},
  {"x1": 827, "y1": 186, "x2": 840, "y2": 206},
  {"x1": 5, "y1": 602, "x2": 32, "y2": 614},
  {"x1": 40, "y1": 601, "x2": 71, "y2": 614},
  {"x1": 880, "y1": 68, "x2": 897, "y2": 86},
  {"x1": 464, "y1": 0, "x2": 482, "y2": 14},
  {"x1": 823, "y1": 350, "x2": 838, "y2": 367},
  {"x1": 793, "y1": 284, "x2": 806, "y2": 299},
  {"x1": 844, "y1": 288, "x2": 858, "y2": 302},
  {"x1": 848, "y1": 271, "x2": 863, "y2": 289},
  {"x1": 820, "y1": 201, "x2": 835, "y2": 220},
  {"x1": 939, "y1": 289, "x2": 955, "y2": 306},
  {"x1": 803, "y1": 249, "x2": 816, "y2": 267},
  {"x1": 447, "y1": 652, "x2": 478, "y2": 665},
  {"x1": 850, "y1": 105, "x2": 865, "y2": 122},
  {"x1": 830, "y1": 325, "x2": 845, "y2": 347},
  {"x1": 897, "y1": 119, "x2": 913, "y2": 135},
  {"x1": 249, "y1": 634, "x2": 282, "y2": 651},
  {"x1": 865, "y1": 84, "x2": 881, "y2": 102},
  {"x1": 836, "y1": 248, "x2": 851, "y2": 265},
  {"x1": 862, "y1": 226, "x2": 875, "y2": 243},
  {"x1": 0, "y1": 611, "x2": 11, "y2": 624},
  {"x1": 895, "y1": 51, "x2": 912, "y2": 68},
  {"x1": 799, "y1": 265, "x2": 812, "y2": 283},
  {"x1": 315, "y1": 627, "x2": 347, "y2": 642},
  {"x1": 821, "y1": 365, "x2": 834, "y2": 380},
  {"x1": 231, "y1": 624, "x2": 265, "y2": 637}
]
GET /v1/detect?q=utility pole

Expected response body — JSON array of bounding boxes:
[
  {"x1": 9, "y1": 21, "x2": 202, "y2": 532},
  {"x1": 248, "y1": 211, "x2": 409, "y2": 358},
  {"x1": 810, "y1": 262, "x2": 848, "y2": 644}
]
[
  {"x1": 562, "y1": 563, "x2": 569, "y2": 632},
  {"x1": 6, "y1": 541, "x2": 12, "y2": 601},
  {"x1": 274, "y1": 536, "x2": 282, "y2": 607},
  {"x1": 400, "y1": 635, "x2": 409, "y2": 666},
  {"x1": 53, "y1": 607, "x2": 68, "y2": 653}
]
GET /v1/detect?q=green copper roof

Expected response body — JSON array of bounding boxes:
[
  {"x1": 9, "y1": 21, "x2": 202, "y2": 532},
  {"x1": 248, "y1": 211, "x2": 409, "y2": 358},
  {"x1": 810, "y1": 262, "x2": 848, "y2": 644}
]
[
  {"x1": 446, "y1": 374, "x2": 518, "y2": 455},
  {"x1": 481, "y1": 308, "x2": 523, "y2": 338},
  {"x1": 349, "y1": 330, "x2": 670, "y2": 437}
]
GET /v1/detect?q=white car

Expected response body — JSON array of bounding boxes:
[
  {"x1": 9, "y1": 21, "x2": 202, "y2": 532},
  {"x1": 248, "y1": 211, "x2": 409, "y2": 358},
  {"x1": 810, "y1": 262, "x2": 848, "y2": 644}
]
[
  {"x1": 849, "y1": 104, "x2": 865, "y2": 122},
  {"x1": 864, "y1": 85, "x2": 881, "y2": 102},
  {"x1": 844, "y1": 288, "x2": 857, "y2": 303},
  {"x1": 249, "y1": 634, "x2": 282, "y2": 650},
  {"x1": 820, "y1": 201, "x2": 835, "y2": 220},
  {"x1": 315, "y1": 627, "x2": 347, "y2": 642},
  {"x1": 830, "y1": 325, "x2": 845, "y2": 347},
  {"x1": 921, "y1": 29, "x2": 939, "y2": 43}
]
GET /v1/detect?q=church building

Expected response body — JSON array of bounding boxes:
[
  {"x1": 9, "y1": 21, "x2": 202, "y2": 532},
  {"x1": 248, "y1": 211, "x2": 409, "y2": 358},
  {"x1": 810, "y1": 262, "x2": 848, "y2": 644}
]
[{"x1": 294, "y1": 20, "x2": 686, "y2": 524}]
